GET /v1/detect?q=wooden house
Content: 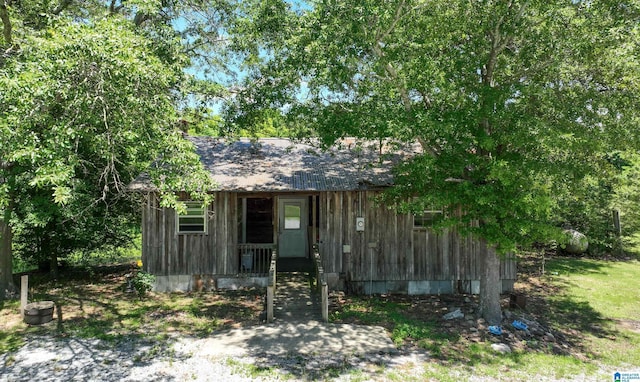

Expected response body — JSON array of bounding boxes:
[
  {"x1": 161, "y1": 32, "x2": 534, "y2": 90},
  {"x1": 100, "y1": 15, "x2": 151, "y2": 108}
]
[{"x1": 130, "y1": 137, "x2": 516, "y2": 294}]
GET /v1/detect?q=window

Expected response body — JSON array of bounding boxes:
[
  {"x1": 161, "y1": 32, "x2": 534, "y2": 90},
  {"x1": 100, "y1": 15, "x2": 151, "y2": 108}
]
[
  {"x1": 413, "y1": 210, "x2": 443, "y2": 229},
  {"x1": 284, "y1": 203, "x2": 301, "y2": 229},
  {"x1": 177, "y1": 202, "x2": 207, "y2": 234}
]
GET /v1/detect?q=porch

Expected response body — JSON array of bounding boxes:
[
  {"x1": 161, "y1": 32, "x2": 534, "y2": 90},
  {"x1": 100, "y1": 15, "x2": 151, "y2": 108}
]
[{"x1": 236, "y1": 244, "x2": 315, "y2": 276}]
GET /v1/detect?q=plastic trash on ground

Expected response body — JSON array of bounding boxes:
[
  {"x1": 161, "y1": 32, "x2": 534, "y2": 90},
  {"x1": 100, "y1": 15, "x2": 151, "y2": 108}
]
[{"x1": 512, "y1": 320, "x2": 528, "y2": 330}]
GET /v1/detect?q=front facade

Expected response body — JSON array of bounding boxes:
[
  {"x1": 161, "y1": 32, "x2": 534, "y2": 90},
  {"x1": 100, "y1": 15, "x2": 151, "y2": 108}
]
[{"x1": 133, "y1": 138, "x2": 516, "y2": 294}]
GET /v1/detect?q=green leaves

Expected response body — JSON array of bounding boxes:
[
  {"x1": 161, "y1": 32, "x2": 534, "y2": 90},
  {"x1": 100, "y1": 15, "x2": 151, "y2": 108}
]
[
  {"x1": 0, "y1": 6, "x2": 220, "y2": 272},
  {"x1": 227, "y1": 0, "x2": 640, "y2": 253}
]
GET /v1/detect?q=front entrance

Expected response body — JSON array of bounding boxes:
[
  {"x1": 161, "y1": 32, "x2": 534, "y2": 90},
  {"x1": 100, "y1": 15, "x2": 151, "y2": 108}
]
[{"x1": 278, "y1": 197, "x2": 308, "y2": 258}]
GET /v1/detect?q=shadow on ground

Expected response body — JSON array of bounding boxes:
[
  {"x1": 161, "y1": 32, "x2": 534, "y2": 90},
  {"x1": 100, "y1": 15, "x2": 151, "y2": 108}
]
[{"x1": 514, "y1": 255, "x2": 624, "y2": 357}]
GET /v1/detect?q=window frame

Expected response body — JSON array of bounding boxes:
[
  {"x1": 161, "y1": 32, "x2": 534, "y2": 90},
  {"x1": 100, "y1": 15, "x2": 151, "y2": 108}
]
[
  {"x1": 413, "y1": 210, "x2": 443, "y2": 230},
  {"x1": 176, "y1": 201, "x2": 208, "y2": 234}
]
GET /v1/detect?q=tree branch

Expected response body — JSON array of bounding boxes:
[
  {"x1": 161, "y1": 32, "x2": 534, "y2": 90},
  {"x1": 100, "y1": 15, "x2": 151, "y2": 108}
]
[
  {"x1": 483, "y1": 1, "x2": 528, "y2": 86},
  {"x1": 375, "y1": 0, "x2": 405, "y2": 43},
  {"x1": 134, "y1": 12, "x2": 150, "y2": 27}
]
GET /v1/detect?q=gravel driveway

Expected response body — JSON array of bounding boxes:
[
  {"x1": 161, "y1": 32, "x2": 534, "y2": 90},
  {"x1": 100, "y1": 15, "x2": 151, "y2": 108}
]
[
  {"x1": 0, "y1": 321, "x2": 618, "y2": 381},
  {"x1": 0, "y1": 322, "x2": 428, "y2": 381}
]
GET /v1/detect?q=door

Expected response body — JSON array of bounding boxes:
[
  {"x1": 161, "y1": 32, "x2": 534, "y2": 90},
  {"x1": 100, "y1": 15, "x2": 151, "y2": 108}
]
[{"x1": 278, "y1": 197, "x2": 308, "y2": 258}]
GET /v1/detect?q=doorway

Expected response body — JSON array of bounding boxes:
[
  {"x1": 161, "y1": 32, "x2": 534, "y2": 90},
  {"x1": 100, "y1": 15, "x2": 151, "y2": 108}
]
[{"x1": 278, "y1": 197, "x2": 308, "y2": 258}]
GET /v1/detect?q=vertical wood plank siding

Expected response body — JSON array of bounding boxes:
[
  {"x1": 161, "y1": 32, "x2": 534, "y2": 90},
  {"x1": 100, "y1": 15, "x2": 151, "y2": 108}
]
[
  {"x1": 142, "y1": 190, "x2": 516, "y2": 282},
  {"x1": 142, "y1": 192, "x2": 238, "y2": 275},
  {"x1": 317, "y1": 191, "x2": 516, "y2": 282}
]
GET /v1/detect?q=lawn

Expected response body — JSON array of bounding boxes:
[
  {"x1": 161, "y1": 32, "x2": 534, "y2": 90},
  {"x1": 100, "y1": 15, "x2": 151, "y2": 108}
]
[
  {"x1": 0, "y1": 264, "x2": 264, "y2": 354},
  {"x1": 330, "y1": 256, "x2": 640, "y2": 381},
  {"x1": 1, "y1": 256, "x2": 640, "y2": 381},
  {"x1": 543, "y1": 258, "x2": 640, "y2": 370}
]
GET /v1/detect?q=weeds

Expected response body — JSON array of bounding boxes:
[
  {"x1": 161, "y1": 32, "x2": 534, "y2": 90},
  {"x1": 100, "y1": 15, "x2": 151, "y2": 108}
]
[{"x1": 131, "y1": 271, "x2": 155, "y2": 297}]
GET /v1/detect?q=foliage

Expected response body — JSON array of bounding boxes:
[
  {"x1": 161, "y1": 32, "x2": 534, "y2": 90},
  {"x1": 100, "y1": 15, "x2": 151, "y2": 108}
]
[
  {"x1": 0, "y1": 17, "x2": 210, "y2": 277},
  {"x1": 226, "y1": 0, "x2": 640, "y2": 322},
  {"x1": 550, "y1": 151, "x2": 640, "y2": 255},
  {"x1": 0, "y1": 0, "x2": 237, "y2": 289},
  {"x1": 553, "y1": 175, "x2": 618, "y2": 254},
  {"x1": 229, "y1": 0, "x2": 640, "y2": 249},
  {"x1": 131, "y1": 271, "x2": 156, "y2": 297}
]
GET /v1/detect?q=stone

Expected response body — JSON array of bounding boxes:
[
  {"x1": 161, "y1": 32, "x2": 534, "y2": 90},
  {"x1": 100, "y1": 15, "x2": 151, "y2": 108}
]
[
  {"x1": 563, "y1": 229, "x2": 589, "y2": 254},
  {"x1": 551, "y1": 344, "x2": 566, "y2": 355},
  {"x1": 544, "y1": 332, "x2": 556, "y2": 342},
  {"x1": 443, "y1": 308, "x2": 464, "y2": 320},
  {"x1": 464, "y1": 297, "x2": 472, "y2": 303},
  {"x1": 491, "y1": 343, "x2": 512, "y2": 354},
  {"x1": 470, "y1": 327, "x2": 478, "y2": 332}
]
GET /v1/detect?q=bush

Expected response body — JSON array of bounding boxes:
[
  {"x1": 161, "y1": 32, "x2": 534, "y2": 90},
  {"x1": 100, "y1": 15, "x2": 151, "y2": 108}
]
[{"x1": 131, "y1": 271, "x2": 156, "y2": 297}]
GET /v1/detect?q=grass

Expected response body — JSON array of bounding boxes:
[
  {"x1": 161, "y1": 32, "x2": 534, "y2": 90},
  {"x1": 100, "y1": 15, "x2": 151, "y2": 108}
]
[
  {"x1": 544, "y1": 258, "x2": 640, "y2": 368},
  {"x1": 330, "y1": 297, "x2": 457, "y2": 349},
  {"x1": 0, "y1": 264, "x2": 264, "y2": 354},
  {"x1": 330, "y1": 256, "x2": 640, "y2": 381},
  {"x1": 546, "y1": 257, "x2": 640, "y2": 321},
  {"x1": 331, "y1": 294, "x2": 602, "y2": 381},
  {"x1": 3, "y1": 256, "x2": 640, "y2": 381}
]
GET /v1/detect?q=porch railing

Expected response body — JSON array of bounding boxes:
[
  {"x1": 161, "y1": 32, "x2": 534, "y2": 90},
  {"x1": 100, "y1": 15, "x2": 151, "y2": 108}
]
[
  {"x1": 313, "y1": 245, "x2": 329, "y2": 322},
  {"x1": 237, "y1": 243, "x2": 275, "y2": 276},
  {"x1": 266, "y1": 250, "x2": 277, "y2": 323}
]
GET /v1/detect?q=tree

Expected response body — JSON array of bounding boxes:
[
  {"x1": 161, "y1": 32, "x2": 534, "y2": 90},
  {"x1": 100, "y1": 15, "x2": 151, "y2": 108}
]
[
  {"x1": 0, "y1": 0, "x2": 250, "y2": 297},
  {"x1": 227, "y1": 0, "x2": 640, "y2": 324},
  {"x1": 0, "y1": 15, "x2": 213, "y2": 298}
]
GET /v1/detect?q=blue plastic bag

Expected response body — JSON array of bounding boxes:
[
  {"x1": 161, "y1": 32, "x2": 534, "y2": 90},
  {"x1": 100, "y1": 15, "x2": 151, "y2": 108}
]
[{"x1": 512, "y1": 320, "x2": 528, "y2": 331}]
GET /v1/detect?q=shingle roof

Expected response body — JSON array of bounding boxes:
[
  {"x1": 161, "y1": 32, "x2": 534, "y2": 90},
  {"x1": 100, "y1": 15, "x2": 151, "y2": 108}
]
[{"x1": 130, "y1": 137, "x2": 419, "y2": 192}]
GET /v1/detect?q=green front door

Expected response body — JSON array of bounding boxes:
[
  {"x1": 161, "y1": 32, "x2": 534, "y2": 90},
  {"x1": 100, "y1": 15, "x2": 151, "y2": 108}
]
[{"x1": 278, "y1": 197, "x2": 308, "y2": 258}]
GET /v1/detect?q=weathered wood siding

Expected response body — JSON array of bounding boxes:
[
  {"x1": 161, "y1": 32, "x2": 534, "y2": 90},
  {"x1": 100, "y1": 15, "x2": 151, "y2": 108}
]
[
  {"x1": 142, "y1": 192, "x2": 238, "y2": 276},
  {"x1": 142, "y1": 190, "x2": 516, "y2": 284},
  {"x1": 317, "y1": 191, "x2": 516, "y2": 282}
]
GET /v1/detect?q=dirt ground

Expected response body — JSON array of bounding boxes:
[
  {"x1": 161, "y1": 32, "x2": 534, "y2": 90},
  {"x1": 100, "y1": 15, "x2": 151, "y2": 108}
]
[{"x1": 0, "y1": 254, "x2": 623, "y2": 362}]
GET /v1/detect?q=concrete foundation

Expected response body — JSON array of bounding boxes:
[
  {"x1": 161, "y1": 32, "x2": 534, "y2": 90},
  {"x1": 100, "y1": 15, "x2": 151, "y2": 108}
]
[
  {"x1": 217, "y1": 276, "x2": 268, "y2": 289},
  {"x1": 348, "y1": 279, "x2": 515, "y2": 295},
  {"x1": 154, "y1": 275, "x2": 193, "y2": 292},
  {"x1": 408, "y1": 280, "x2": 455, "y2": 295},
  {"x1": 154, "y1": 273, "x2": 514, "y2": 295},
  {"x1": 154, "y1": 275, "x2": 268, "y2": 292}
]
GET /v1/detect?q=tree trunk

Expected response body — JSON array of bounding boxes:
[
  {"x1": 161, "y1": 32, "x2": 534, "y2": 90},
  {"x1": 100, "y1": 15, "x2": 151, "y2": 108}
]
[
  {"x1": 0, "y1": 1, "x2": 12, "y2": 46},
  {"x1": 479, "y1": 241, "x2": 502, "y2": 325},
  {"x1": 0, "y1": 215, "x2": 16, "y2": 301},
  {"x1": 49, "y1": 250, "x2": 59, "y2": 278},
  {"x1": 41, "y1": 232, "x2": 58, "y2": 277}
]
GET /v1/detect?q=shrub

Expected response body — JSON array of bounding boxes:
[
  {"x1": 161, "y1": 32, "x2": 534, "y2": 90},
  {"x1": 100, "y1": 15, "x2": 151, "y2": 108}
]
[{"x1": 131, "y1": 271, "x2": 156, "y2": 297}]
